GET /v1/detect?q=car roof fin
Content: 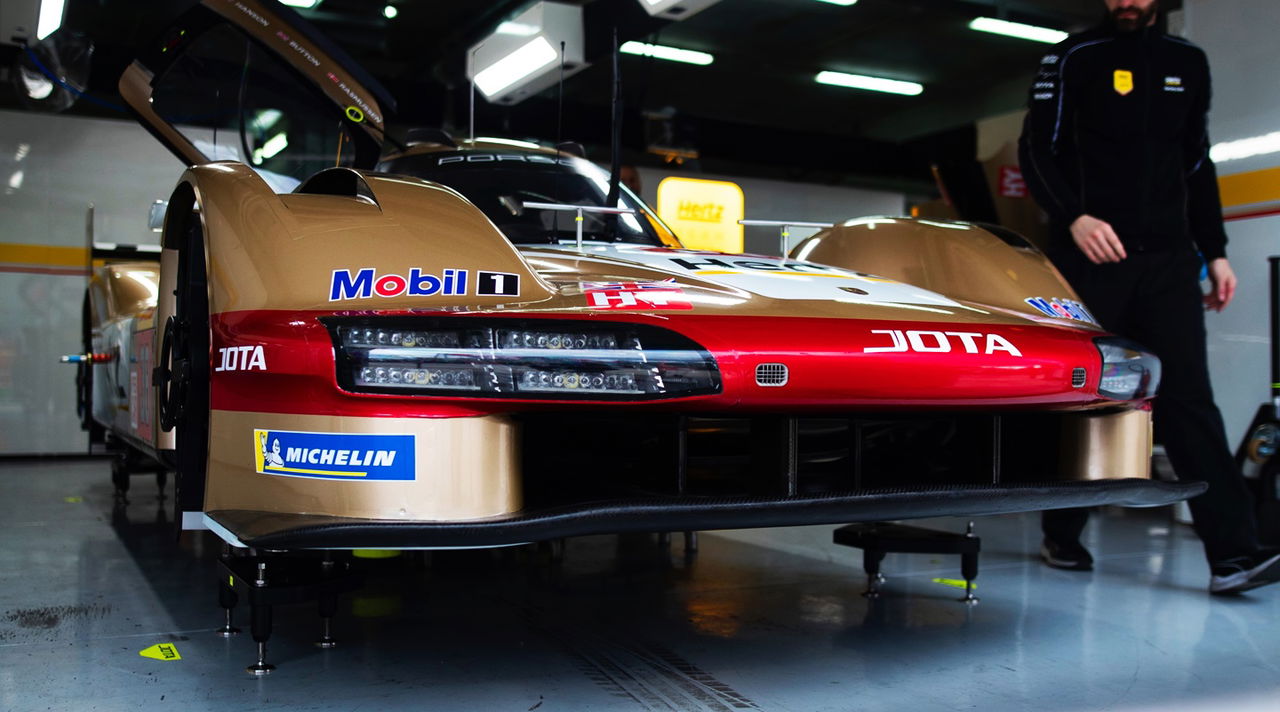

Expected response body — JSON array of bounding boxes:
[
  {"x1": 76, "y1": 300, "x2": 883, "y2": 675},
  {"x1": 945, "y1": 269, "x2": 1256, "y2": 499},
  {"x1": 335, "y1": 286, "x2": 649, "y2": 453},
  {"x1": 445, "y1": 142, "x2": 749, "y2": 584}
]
[{"x1": 294, "y1": 168, "x2": 380, "y2": 208}]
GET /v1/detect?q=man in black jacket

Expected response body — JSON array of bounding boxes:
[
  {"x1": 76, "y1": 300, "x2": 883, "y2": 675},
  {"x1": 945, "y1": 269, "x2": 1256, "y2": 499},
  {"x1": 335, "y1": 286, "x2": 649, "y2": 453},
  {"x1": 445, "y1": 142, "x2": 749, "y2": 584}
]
[{"x1": 1018, "y1": 0, "x2": 1280, "y2": 594}]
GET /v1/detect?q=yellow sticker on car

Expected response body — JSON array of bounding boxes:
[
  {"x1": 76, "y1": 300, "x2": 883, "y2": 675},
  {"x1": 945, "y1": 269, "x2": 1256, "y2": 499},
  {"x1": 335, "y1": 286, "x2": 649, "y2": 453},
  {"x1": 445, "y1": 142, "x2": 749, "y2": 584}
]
[{"x1": 1114, "y1": 69, "x2": 1134, "y2": 96}]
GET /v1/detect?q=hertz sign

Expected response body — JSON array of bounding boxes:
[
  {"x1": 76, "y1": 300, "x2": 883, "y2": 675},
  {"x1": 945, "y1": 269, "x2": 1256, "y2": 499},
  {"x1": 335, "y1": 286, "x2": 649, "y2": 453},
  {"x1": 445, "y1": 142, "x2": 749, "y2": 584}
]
[{"x1": 656, "y1": 177, "x2": 745, "y2": 253}]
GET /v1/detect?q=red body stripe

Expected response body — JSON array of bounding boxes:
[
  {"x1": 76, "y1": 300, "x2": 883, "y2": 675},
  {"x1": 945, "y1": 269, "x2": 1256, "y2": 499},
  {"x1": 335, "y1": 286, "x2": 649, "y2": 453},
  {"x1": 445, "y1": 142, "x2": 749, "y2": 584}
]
[{"x1": 209, "y1": 310, "x2": 1112, "y2": 418}]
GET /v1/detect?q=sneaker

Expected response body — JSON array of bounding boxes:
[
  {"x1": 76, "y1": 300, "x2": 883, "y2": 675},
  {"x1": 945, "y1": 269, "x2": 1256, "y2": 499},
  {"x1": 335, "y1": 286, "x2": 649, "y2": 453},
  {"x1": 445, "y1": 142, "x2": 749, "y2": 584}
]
[
  {"x1": 1040, "y1": 538, "x2": 1094, "y2": 571},
  {"x1": 1210, "y1": 550, "x2": 1280, "y2": 595}
]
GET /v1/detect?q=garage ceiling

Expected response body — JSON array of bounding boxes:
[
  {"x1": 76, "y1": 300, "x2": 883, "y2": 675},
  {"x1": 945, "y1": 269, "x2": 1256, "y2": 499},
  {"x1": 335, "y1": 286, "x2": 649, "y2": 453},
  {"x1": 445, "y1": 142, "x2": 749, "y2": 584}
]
[{"x1": 0, "y1": 0, "x2": 1182, "y2": 191}]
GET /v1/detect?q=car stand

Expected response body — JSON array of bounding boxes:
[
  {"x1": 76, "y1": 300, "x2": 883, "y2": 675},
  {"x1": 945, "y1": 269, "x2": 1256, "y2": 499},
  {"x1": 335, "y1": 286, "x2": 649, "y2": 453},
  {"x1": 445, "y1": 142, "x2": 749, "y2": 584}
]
[
  {"x1": 833, "y1": 521, "x2": 980, "y2": 604},
  {"x1": 216, "y1": 549, "x2": 362, "y2": 675},
  {"x1": 109, "y1": 444, "x2": 168, "y2": 502}
]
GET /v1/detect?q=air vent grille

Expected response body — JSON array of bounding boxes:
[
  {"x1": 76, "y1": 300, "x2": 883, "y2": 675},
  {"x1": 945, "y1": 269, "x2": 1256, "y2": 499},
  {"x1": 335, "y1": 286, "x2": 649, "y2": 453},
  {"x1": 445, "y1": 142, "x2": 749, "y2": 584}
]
[
  {"x1": 755, "y1": 363, "x2": 789, "y2": 387},
  {"x1": 1072, "y1": 367, "x2": 1087, "y2": 388}
]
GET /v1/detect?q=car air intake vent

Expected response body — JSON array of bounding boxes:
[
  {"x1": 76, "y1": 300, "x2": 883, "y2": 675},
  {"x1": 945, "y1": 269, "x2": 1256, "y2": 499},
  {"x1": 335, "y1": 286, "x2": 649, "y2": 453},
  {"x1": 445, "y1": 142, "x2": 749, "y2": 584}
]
[
  {"x1": 756, "y1": 363, "x2": 789, "y2": 387},
  {"x1": 1072, "y1": 368, "x2": 1087, "y2": 388}
]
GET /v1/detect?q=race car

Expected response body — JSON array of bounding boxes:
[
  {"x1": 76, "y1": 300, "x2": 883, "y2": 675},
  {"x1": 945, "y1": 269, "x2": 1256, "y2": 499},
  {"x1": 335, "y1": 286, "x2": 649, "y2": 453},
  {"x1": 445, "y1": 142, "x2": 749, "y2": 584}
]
[{"x1": 83, "y1": 0, "x2": 1200, "y2": 552}]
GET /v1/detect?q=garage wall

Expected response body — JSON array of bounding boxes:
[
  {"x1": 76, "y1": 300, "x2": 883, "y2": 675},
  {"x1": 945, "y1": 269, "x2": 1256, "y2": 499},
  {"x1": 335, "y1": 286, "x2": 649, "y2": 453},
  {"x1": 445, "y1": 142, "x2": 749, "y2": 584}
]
[
  {"x1": 1185, "y1": 1, "x2": 1280, "y2": 448},
  {"x1": 633, "y1": 167, "x2": 905, "y2": 257},
  {"x1": 0, "y1": 110, "x2": 179, "y2": 455}
]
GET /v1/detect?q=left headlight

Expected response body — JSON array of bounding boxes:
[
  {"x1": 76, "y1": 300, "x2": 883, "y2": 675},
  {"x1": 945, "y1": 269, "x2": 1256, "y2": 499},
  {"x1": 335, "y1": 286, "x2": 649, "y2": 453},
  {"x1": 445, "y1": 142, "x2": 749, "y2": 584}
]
[
  {"x1": 1094, "y1": 337, "x2": 1161, "y2": 400},
  {"x1": 326, "y1": 318, "x2": 721, "y2": 400}
]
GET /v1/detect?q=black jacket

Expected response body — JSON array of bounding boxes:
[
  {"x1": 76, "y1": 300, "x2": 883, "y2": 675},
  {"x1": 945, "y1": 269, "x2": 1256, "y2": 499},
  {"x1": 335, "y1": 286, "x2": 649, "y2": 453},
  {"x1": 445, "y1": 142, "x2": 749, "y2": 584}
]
[{"x1": 1018, "y1": 20, "x2": 1228, "y2": 260}]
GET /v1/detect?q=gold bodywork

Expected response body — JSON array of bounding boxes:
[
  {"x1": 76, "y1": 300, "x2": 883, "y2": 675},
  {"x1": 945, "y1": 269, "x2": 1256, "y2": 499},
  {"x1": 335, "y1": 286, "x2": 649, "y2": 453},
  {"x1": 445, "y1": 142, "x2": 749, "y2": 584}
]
[
  {"x1": 206, "y1": 411, "x2": 520, "y2": 520},
  {"x1": 793, "y1": 218, "x2": 1097, "y2": 329},
  {"x1": 1059, "y1": 409, "x2": 1154, "y2": 480}
]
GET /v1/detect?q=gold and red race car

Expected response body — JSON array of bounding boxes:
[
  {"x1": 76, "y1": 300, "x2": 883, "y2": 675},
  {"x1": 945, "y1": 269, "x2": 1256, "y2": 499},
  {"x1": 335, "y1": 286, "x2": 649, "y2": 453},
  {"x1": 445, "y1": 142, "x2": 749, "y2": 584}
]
[{"x1": 79, "y1": 0, "x2": 1198, "y2": 552}]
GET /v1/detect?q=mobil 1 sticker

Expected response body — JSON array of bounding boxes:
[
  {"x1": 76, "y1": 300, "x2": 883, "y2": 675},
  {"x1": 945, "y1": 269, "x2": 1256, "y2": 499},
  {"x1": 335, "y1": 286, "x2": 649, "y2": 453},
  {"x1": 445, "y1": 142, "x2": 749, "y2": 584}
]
[
  {"x1": 254, "y1": 429, "x2": 415, "y2": 481},
  {"x1": 477, "y1": 271, "x2": 520, "y2": 296}
]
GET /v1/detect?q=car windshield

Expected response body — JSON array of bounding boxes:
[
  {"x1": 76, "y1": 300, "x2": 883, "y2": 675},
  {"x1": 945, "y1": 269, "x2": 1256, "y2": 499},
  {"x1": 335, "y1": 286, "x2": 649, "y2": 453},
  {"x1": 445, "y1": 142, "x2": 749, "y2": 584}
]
[{"x1": 378, "y1": 150, "x2": 668, "y2": 246}]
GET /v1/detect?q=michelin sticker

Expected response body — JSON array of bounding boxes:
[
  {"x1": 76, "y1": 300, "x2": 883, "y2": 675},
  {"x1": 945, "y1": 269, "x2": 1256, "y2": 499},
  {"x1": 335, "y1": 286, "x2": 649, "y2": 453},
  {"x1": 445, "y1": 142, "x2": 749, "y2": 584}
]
[{"x1": 254, "y1": 429, "x2": 415, "y2": 481}]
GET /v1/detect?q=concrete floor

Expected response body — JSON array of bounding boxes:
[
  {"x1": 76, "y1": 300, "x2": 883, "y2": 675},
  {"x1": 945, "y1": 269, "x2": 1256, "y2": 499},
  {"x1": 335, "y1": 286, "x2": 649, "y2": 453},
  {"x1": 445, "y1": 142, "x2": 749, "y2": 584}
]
[{"x1": 1, "y1": 459, "x2": 1278, "y2": 712}]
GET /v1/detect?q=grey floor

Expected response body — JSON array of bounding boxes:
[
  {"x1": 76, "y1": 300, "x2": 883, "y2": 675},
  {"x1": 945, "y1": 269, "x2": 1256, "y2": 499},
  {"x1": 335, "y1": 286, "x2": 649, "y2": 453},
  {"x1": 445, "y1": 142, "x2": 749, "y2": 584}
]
[{"x1": 1, "y1": 460, "x2": 1278, "y2": 712}]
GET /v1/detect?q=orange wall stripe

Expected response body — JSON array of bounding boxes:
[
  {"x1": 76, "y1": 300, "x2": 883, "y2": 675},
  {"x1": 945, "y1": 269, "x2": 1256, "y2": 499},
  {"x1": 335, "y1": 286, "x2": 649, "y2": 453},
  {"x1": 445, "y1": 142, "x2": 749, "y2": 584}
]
[
  {"x1": 1218, "y1": 167, "x2": 1280, "y2": 209},
  {"x1": 0, "y1": 242, "x2": 89, "y2": 268}
]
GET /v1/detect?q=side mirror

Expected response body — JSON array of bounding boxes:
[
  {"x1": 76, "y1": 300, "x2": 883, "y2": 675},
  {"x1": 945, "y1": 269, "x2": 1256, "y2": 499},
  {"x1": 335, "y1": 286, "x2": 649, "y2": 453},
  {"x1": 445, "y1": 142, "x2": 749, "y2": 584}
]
[{"x1": 148, "y1": 200, "x2": 168, "y2": 232}]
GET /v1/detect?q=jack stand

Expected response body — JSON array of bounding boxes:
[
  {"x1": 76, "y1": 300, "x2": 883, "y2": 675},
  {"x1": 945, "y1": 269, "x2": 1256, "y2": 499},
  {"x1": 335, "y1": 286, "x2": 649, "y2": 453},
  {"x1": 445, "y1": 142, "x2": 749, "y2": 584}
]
[
  {"x1": 218, "y1": 550, "x2": 362, "y2": 675},
  {"x1": 683, "y1": 531, "x2": 698, "y2": 553},
  {"x1": 215, "y1": 567, "x2": 241, "y2": 637},
  {"x1": 834, "y1": 520, "x2": 981, "y2": 604}
]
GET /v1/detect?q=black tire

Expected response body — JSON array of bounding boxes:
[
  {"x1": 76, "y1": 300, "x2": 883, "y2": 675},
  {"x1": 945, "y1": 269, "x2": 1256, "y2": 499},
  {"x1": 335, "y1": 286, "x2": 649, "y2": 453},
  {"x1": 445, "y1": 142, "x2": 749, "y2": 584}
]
[{"x1": 163, "y1": 209, "x2": 211, "y2": 524}]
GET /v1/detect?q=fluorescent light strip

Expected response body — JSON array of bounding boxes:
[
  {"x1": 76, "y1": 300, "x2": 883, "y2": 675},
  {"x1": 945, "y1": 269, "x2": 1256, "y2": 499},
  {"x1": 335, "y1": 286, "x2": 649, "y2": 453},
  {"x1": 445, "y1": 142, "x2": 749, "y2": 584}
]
[
  {"x1": 620, "y1": 41, "x2": 713, "y2": 66},
  {"x1": 279, "y1": 0, "x2": 322, "y2": 8},
  {"x1": 474, "y1": 36, "x2": 559, "y2": 98},
  {"x1": 815, "y1": 70, "x2": 922, "y2": 96},
  {"x1": 813, "y1": 0, "x2": 859, "y2": 5},
  {"x1": 37, "y1": 0, "x2": 66, "y2": 40},
  {"x1": 1211, "y1": 132, "x2": 1280, "y2": 163},
  {"x1": 969, "y1": 17, "x2": 1067, "y2": 44}
]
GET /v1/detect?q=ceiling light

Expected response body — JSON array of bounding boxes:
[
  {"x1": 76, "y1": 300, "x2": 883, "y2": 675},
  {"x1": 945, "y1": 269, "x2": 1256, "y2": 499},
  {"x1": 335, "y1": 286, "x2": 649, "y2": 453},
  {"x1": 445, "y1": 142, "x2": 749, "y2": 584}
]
[
  {"x1": 278, "y1": 0, "x2": 321, "y2": 8},
  {"x1": 253, "y1": 133, "x2": 289, "y2": 164},
  {"x1": 474, "y1": 36, "x2": 559, "y2": 98},
  {"x1": 968, "y1": 17, "x2": 1067, "y2": 44},
  {"x1": 636, "y1": 0, "x2": 721, "y2": 22},
  {"x1": 468, "y1": 2, "x2": 586, "y2": 105},
  {"x1": 813, "y1": 0, "x2": 858, "y2": 5},
  {"x1": 37, "y1": 0, "x2": 65, "y2": 40},
  {"x1": 620, "y1": 41, "x2": 713, "y2": 66},
  {"x1": 496, "y1": 21, "x2": 539, "y2": 36},
  {"x1": 815, "y1": 70, "x2": 923, "y2": 96},
  {"x1": 382, "y1": 5, "x2": 397, "y2": 19},
  {"x1": 1211, "y1": 132, "x2": 1280, "y2": 162}
]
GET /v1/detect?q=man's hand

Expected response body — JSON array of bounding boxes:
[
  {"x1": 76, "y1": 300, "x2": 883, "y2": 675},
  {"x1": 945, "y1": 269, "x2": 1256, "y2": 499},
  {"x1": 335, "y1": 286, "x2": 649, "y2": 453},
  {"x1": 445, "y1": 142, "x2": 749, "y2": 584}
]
[
  {"x1": 1070, "y1": 214, "x2": 1128, "y2": 263},
  {"x1": 1204, "y1": 257, "x2": 1237, "y2": 311}
]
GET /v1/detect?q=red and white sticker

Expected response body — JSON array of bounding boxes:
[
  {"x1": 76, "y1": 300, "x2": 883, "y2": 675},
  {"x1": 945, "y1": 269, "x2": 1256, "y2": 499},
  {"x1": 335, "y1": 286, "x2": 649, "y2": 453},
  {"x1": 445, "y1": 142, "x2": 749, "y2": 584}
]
[
  {"x1": 999, "y1": 166, "x2": 1027, "y2": 198},
  {"x1": 582, "y1": 281, "x2": 693, "y2": 310}
]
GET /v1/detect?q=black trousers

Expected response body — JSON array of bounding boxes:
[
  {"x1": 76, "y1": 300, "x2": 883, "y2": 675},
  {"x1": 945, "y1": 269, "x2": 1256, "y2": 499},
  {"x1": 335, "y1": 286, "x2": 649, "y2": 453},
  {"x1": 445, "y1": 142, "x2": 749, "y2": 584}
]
[{"x1": 1042, "y1": 247, "x2": 1258, "y2": 564}]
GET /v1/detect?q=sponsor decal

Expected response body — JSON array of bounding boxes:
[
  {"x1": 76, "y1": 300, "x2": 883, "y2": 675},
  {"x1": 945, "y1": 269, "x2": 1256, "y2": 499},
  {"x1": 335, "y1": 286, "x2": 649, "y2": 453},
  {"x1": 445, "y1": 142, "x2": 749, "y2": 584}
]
[
  {"x1": 216, "y1": 345, "x2": 267, "y2": 372},
  {"x1": 666, "y1": 256, "x2": 862, "y2": 279},
  {"x1": 1033, "y1": 92, "x2": 1055, "y2": 101},
  {"x1": 582, "y1": 281, "x2": 693, "y2": 310},
  {"x1": 1114, "y1": 69, "x2": 1134, "y2": 96},
  {"x1": 999, "y1": 166, "x2": 1027, "y2": 198},
  {"x1": 254, "y1": 429, "x2": 415, "y2": 480},
  {"x1": 329, "y1": 268, "x2": 469, "y2": 300},
  {"x1": 1164, "y1": 75, "x2": 1185, "y2": 93},
  {"x1": 228, "y1": 1, "x2": 269, "y2": 27},
  {"x1": 437, "y1": 154, "x2": 574, "y2": 167},
  {"x1": 131, "y1": 330, "x2": 155, "y2": 440},
  {"x1": 477, "y1": 271, "x2": 521, "y2": 296},
  {"x1": 864, "y1": 330, "x2": 1023, "y2": 357},
  {"x1": 1041, "y1": 54, "x2": 1059, "y2": 65},
  {"x1": 1024, "y1": 296, "x2": 1099, "y2": 325}
]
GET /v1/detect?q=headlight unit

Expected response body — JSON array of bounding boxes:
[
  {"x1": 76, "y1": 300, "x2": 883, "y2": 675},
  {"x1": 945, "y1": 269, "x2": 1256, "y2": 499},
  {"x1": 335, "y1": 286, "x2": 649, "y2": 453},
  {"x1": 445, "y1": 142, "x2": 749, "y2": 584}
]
[
  {"x1": 1094, "y1": 337, "x2": 1161, "y2": 400},
  {"x1": 327, "y1": 318, "x2": 721, "y2": 400}
]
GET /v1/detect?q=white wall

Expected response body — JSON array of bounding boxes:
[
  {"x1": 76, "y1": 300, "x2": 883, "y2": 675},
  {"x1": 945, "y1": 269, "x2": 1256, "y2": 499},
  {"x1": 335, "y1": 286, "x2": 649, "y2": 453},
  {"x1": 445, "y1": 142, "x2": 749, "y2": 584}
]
[
  {"x1": 634, "y1": 167, "x2": 905, "y2": 257},
  {"x1": 0, "y1": 110, "x2": 181, "y2": 455},
  {"x1": 1185, "y1": 1, "x2": 1280, "y2": 448}
]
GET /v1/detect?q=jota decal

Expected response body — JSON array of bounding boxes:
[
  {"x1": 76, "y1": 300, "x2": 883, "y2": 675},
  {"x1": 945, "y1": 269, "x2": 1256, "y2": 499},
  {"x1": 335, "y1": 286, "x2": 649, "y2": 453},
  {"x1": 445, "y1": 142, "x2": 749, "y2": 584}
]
[
  {"x1": 864, "y1": 330, "x2": 1023, "y2": 357},
  {"x1": 329, "y1": 269, "x2": 521, "y2": 300},
  {"x1": 254, "y1": 429, "x2": 415, "y2": 480},
  {"x1": 582, "y1": 281, "x2": 692, "y2": 310},
  {"x1": 1024, "y1": 297, "x2": 1098, "y2": 325},
  {"x1": 216, "y1": 345, "x2": 266, "y2": 372}
]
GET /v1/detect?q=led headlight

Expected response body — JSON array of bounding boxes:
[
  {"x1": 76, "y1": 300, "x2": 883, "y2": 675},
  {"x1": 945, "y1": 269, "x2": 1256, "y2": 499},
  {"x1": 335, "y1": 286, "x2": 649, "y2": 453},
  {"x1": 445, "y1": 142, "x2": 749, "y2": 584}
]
[
  {"x1": 327, "y1": 318, "x2": 720, "y2": 400},
  {"x1": 1094, "y1": 337, "x2": 1161, "y2": 400}
]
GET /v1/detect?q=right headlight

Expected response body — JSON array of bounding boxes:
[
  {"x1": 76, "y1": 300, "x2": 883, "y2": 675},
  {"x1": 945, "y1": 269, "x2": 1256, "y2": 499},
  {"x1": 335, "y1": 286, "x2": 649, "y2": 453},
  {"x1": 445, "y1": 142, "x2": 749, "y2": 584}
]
[{"x1": 1094, "y1": 337, "x2": 1161, "y2": 400}]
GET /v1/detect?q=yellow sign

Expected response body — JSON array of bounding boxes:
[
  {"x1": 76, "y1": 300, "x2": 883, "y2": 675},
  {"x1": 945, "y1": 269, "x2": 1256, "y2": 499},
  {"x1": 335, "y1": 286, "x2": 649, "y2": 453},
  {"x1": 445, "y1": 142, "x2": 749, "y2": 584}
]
[
  {"x1": 656, "y1": 177, "x2": 745, "y2": 253},
  {"x1": 138, "y1": 643, "x2": 182, "y2": 661},
  {"x1": 1113, "y1": 69, "x2": 1134, "y2": 96}
]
